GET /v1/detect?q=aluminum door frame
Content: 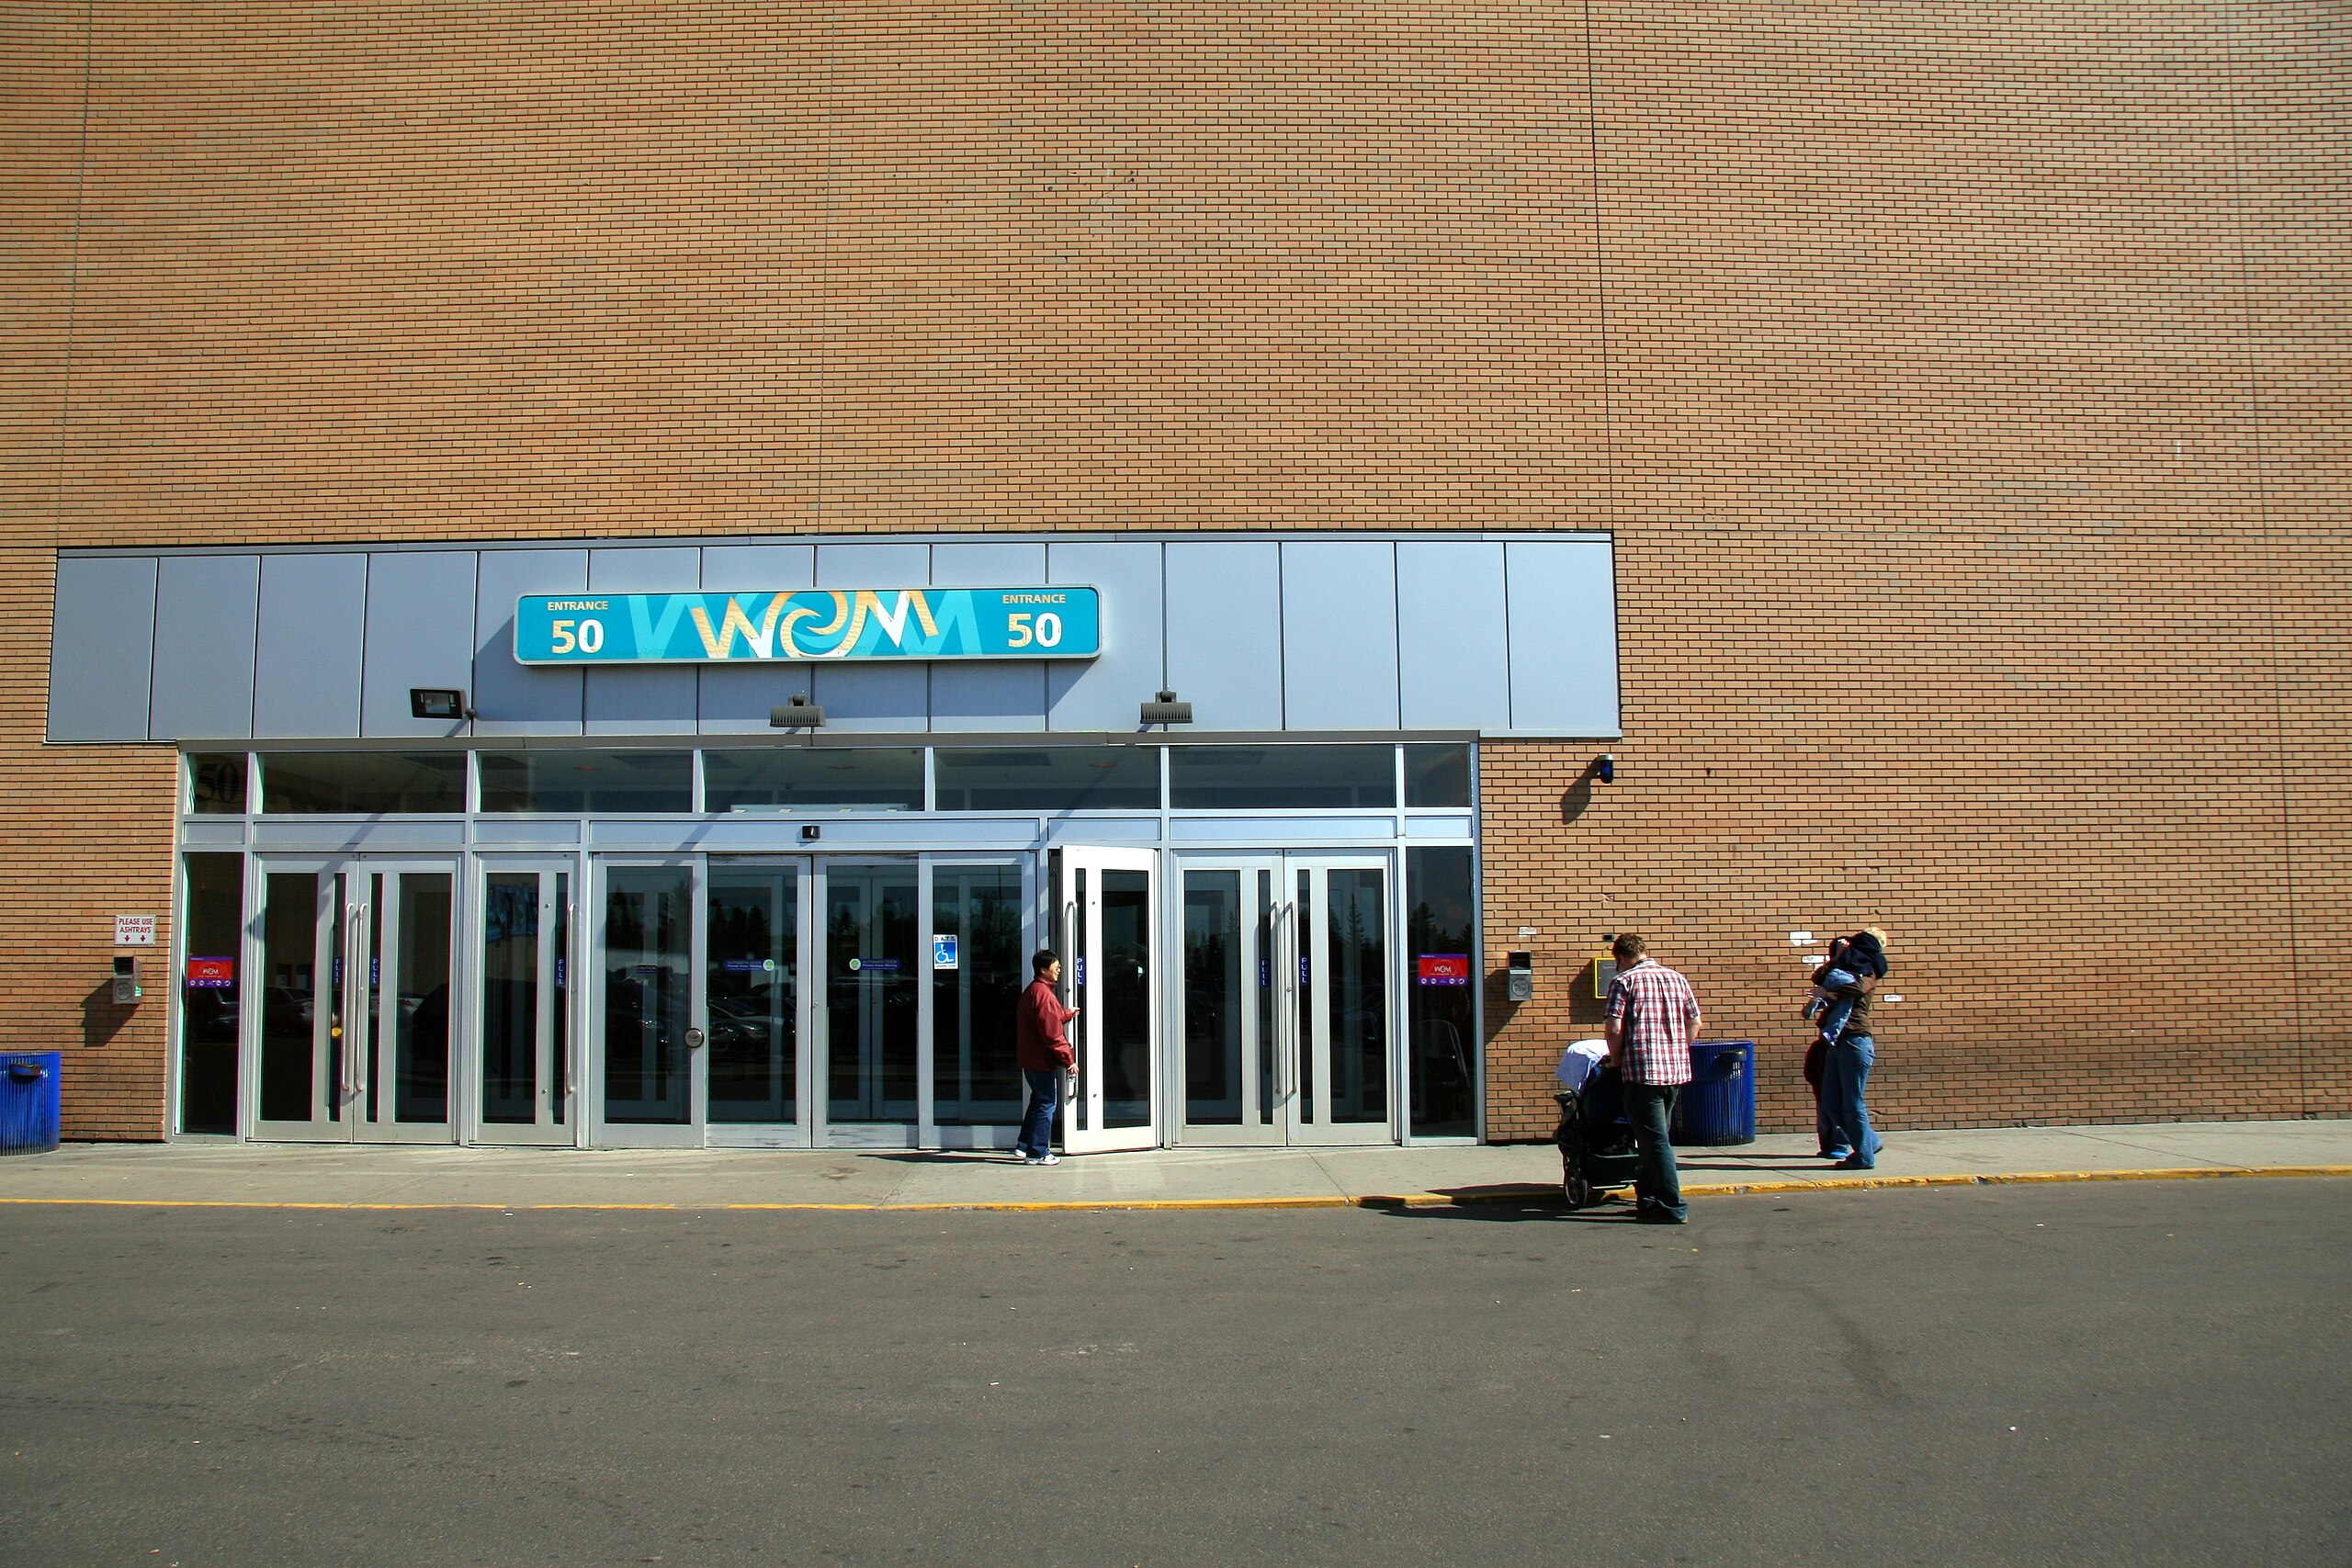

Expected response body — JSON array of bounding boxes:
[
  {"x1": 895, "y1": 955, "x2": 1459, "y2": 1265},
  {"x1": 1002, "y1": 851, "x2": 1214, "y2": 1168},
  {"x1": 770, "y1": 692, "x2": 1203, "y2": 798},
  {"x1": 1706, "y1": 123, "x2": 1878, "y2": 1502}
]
[
  {"x1": 245, "y1": 854, "x2": 462, "y2": 1145},
  {"x1": 469, "y1": 854, "x2": 583, "y2": 1148},
  {"x1": 1057, "y1": 845, "x2": 1161, "y2": 1156},
  {"x1": 584, "y1": 856, "x2": 706, "y2": 1149},
  {"x1": 1170, "y1": 851, "x2": 1398, "y2": 1148},
  {"x1": 701, "y1": 856, "x2": 817, "y2": 1150},
  {"x1": 811, "y1": 857, "x2": 924, "y2": 1150}
]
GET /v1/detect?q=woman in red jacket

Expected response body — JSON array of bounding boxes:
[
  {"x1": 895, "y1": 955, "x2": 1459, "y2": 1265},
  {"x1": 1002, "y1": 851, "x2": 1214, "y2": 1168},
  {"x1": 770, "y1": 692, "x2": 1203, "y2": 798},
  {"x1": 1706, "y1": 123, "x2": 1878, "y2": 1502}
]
[{"x1": 1013, "y1": 948, "x2": 1080, "y2": 1165}]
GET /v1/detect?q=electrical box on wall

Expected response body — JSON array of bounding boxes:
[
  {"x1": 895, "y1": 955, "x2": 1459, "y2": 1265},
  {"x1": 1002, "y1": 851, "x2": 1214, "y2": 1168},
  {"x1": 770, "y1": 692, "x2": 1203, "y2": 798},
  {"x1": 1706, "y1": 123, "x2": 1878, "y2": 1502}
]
[
  {"x1": 1506, "y1": 951, "x2": 1533, "y2": 1002},
  {"x1": 1592, "y1": 955, "x2": 1618, "y2": 998},
  {"x1": 111, "y1": 954, "x2": 142, "y2": 1005}
]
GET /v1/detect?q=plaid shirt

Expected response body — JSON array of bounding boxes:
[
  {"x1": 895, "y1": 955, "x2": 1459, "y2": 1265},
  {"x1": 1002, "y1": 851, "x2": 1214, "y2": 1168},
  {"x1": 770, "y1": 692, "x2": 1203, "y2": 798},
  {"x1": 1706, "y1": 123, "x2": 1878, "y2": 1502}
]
[{"x1": 1607, "y1": 957, "x2": 1702, "y2": 1087}]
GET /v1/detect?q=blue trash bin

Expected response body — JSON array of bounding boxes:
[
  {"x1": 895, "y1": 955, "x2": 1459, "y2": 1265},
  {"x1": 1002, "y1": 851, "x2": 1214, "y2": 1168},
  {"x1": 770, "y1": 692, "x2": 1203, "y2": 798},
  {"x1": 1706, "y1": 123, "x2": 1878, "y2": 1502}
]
[
  {"x1": 1671, "y1": 1040, "x2": 1755, "y2": 1146},
  {"x1": 0, "y1": 1052, "x2": 62, "y2": 1156}
]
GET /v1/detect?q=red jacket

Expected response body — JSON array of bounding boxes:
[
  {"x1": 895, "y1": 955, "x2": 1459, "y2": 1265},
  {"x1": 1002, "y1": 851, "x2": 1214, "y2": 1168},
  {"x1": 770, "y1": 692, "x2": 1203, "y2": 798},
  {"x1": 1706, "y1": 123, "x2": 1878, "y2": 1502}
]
[{"x1": 1016, "y1": 976, "x2": 1077, "y2": 1071}]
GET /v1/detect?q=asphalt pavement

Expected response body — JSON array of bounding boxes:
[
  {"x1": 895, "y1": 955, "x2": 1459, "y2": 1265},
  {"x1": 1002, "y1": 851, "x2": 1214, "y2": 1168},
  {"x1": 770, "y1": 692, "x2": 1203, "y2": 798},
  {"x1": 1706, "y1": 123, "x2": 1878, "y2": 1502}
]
[{"x1": 1, "y1": 1179, "x2": 2346, "y2": 1566}]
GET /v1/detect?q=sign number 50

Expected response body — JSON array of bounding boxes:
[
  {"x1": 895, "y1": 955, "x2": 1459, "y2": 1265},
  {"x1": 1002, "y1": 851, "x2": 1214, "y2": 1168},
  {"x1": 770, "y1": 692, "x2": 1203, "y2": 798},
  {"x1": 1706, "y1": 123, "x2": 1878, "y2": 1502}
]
[
  {"x1": 1006, "y1": 612, "x2": 1062, "y2": 649},
  {"x1": 549, "y1": 618, "x2": 605, "y2": 655}
]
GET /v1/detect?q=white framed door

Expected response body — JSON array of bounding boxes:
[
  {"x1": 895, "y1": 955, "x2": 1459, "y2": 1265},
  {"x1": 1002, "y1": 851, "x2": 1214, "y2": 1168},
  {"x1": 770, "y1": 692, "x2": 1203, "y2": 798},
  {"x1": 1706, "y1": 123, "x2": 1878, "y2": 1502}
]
[
  {"x1": 1174, "y1": 853, "x2": 1396, "y2": 1146},
  {"x1": 472, "y1": 858, "x2": 580, "y2": 1147},
  {"x1": 1055, "y1": 846, "x2": 1159, "y2": 1155},
  {"x1": 249, "y1": 857, "x2": 458, "y2": 1145},
  {"x1": 814, "y1": 859, "x2": 922, "y2": 1148},
  {"x1": 587, "y1": 859, "x2": 704, "y2": 1148}
]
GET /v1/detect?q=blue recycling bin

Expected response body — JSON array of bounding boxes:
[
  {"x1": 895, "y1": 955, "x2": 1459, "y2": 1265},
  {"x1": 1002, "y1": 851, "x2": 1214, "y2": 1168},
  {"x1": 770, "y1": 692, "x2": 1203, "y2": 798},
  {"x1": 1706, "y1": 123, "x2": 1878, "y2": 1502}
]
[
  {"x1": 1671, "y1": 1040, "x2": 1755, "y2": 1146},
  {"x1": 0, "y1": 1052, "x2": 62, "y2": 1156}
]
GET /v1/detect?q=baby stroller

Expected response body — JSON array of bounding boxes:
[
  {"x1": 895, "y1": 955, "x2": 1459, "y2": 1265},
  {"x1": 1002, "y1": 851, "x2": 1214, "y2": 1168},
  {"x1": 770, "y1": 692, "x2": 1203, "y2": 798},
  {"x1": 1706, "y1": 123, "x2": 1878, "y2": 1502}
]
[{"x1": 1555, "y1": 1066, "x2": 1642, "y2": 1210}]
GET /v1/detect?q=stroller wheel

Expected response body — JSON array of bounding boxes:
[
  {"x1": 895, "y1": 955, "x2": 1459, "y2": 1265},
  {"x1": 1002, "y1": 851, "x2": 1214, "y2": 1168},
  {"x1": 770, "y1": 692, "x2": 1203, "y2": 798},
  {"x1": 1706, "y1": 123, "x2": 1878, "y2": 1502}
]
[{"x1": 1563, "y1": 1170, "x2": 1589, "y2": 1211}]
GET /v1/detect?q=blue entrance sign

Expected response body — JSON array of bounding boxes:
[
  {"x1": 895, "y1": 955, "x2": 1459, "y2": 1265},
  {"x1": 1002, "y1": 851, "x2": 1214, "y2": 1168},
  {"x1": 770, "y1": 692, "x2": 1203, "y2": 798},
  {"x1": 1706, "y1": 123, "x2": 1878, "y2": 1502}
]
[{"x1": 514, "y1": 587, "x2": 1101, "y2": 665}]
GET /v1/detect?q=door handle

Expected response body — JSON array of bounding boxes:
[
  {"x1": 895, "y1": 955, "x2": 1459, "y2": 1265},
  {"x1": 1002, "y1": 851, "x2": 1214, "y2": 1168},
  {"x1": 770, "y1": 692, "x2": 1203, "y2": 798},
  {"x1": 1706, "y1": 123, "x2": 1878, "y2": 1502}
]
[{"x1": 342, "y1": 902, "x2": 369, "y2": 1103}]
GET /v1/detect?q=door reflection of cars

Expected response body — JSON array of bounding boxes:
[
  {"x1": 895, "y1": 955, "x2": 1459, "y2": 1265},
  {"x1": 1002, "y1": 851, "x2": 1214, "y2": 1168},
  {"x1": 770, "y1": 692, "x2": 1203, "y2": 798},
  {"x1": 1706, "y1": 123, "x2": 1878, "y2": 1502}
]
[{"x1": 707, "y1": 991, "x2": 789, "y2": 1066}]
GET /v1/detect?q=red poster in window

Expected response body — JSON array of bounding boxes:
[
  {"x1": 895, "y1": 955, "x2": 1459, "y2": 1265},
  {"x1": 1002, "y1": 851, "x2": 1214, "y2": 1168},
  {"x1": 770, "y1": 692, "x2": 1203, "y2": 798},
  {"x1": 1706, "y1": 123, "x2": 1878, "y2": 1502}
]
[
  {"x1": 186, "y1": 956, "x2": 235, "y2": 989},
  {"x1": 1416, "y1": 953, "x2": 1470, "y2": 987}
]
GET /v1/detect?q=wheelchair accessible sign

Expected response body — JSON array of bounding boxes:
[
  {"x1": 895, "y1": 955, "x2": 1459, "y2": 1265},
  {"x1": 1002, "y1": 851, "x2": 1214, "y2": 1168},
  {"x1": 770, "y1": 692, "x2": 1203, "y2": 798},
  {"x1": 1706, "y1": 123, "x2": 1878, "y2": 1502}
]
[{"x1": 515, "y1": 587, "x2": 1100, "y2": 665}]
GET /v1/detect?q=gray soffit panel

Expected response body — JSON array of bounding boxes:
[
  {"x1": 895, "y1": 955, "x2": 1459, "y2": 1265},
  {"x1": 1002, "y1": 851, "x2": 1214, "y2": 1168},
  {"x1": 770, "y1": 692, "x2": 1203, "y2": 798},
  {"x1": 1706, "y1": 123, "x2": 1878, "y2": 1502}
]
[
  {"x1": 1281, "y1": 540, "x2": 1401, "y2": 731},
  {"x1": 473, "y1": 548, "x2": 587, "y2": 738},
  {"x1": 929, "y1": 542, "x2": 1048, "y2": 733},
  {"x1": 49, "y1": 555, "x2": 158, "y2": 742},
  {"x1": 150, "y1": 554, "x2": 262, "y2": 741},
  {"x1": 810, "y1": 544, "x2": 932, "y2": 734},
  {"x1": 584, "y1": 547, "x2": 700, "y2": 737},
  {"x1": 1396, "y1": 540, "x2": 1510, "y2": 734},
  {"x1": 360, "y1": 552, "x2": 481, "y2": 739},
  {"x1": 1166, "y1": 540, "x2": 1283, "y2": 731},
  {"x1": 254, "y1": 553, "x2": 367, "y2": 739},
  {"x1": 698, "y1": 544, "x2": 818, "y2": 734},
  {"x1": 1505, "y1": 538, "x2": 1621, "y2": 737},
  {"x1": 1046, "y1": 541, "x2": 1163, "y2": 732}
]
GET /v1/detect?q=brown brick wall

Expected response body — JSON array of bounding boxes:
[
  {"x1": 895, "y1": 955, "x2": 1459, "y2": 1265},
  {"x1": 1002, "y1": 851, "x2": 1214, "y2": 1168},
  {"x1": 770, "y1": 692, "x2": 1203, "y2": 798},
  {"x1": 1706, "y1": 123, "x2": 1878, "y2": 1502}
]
[{"x1": 1, "y1": 4, "x2": 2342, "y2": 1138}]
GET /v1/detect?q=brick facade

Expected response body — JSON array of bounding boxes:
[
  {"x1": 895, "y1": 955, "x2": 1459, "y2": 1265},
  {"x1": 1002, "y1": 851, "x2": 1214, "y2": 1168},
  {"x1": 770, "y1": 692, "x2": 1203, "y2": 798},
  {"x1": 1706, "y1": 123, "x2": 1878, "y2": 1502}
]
[{"x1": 3, "y1": 4, "x2": 2343, "y2": 1139}]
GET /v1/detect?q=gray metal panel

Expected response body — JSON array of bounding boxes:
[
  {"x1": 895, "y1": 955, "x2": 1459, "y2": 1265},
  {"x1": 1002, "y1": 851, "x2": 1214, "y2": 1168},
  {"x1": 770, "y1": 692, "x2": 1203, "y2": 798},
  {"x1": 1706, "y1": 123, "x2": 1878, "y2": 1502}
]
[
  {"x1": 929, "y1": 542, "x2": 1047, "y2": 732},
  {"x1": 1165, "y1": 541, "x2": 1283, "y2": 731},
  {"x1": 473, "y1": 549, "x2": 586, "y2": 737},
  {"x1": 1171, "y1": 815, "x2": 1398, "y2": 842},
  {"x1": 697, "y1": 544, "x2": 818, "y2": 733},
  {"x1": 471, "y1": 819, "x2": 584, "y2": 848},
  {"x1": 810, "y1": 544, "x2": 932, "y2": 733},
  {"x1": 177, "y1": 820, "x2": 250, "y2": 847},
  {"x1": 148, "y1": 555, "x2": 260, "y2": 740},
  {"x1": 584, "y1": 548, "x2": 701, "y2": 737},
  {"x1": 1396, "y1": 540, "x2": 1510, "y2": 734},
  {"x1": 48, "y1": 556, "x2": 158, "y2": 742},
  {"x1": 254, "y1": 553, "x2": 367, "y2": 739},
  {"x1": 1046, "y1": 541, "x2": 1162, "y2": 732},
  {"x1": 1505, "y1": 538, "x2": 1621, "y2": 737},
  {"x1": 1280, "y1": 541, "x2": 1400, "y2": 730},
  {"x1": 360, "y1": 552, "x2": 481, "y2": 739}
]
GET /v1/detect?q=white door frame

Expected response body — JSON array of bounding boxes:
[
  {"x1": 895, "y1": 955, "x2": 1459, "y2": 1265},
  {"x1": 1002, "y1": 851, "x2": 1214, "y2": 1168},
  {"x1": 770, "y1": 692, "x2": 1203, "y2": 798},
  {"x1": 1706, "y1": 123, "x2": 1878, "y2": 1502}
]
[
  {"x1": 585, "y1": 856, "x2": 705, "y2": 1149},
  {"x1": 469, "y1": 855, "x2": 582, "y2": 1148},
  {"x1": 1057, "y1": 845, "x2": 1160, "y2": 1156}
]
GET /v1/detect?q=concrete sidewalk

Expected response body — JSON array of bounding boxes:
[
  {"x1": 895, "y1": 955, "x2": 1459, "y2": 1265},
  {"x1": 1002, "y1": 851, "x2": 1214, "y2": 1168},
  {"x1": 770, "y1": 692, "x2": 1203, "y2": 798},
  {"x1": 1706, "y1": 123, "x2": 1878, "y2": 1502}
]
[{"x1": 1, "y1": 1118, "x2": 2347, "y2": 1212}]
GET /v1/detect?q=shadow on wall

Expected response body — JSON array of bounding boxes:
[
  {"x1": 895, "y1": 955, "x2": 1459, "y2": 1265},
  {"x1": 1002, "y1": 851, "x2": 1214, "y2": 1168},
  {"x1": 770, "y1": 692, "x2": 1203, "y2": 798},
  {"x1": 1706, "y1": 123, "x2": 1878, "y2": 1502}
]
[
  {"x1": 81, "y1": 984, "x2": 135, "y2": 1050},
  {"x1": 1558, "y1": 775, "x2": 1595, "y2": 824}
]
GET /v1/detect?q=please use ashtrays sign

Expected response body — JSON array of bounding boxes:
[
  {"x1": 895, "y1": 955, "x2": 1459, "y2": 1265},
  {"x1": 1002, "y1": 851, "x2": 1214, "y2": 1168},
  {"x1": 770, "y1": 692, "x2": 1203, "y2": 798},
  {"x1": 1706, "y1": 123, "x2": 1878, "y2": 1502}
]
[{"x1": 114, "y1": 914, "x2": 157, "y2": 946}]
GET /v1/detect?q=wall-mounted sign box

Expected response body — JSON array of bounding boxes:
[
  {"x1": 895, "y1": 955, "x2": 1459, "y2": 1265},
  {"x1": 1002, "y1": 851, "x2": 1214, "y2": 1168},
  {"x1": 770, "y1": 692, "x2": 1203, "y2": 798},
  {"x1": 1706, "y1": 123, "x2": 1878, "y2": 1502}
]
[{"x1": 514, "y1": 588, "x2": 1101, "y2": 666}]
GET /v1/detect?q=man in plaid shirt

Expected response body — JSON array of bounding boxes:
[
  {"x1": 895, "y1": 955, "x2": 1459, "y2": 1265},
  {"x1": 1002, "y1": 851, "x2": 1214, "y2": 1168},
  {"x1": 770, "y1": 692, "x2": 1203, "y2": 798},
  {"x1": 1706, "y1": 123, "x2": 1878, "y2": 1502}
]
[{"x1": 1602, "y1": 932, "x2": 1703, "y2": 1224}]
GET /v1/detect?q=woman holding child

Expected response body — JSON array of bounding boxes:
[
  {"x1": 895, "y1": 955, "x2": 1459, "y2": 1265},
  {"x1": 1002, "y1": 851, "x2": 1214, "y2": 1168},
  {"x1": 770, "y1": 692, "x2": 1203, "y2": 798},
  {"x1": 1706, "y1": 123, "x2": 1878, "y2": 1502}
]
[{"x1": 1805, "y1": 928, "x2": 1889, "y2": 1169}]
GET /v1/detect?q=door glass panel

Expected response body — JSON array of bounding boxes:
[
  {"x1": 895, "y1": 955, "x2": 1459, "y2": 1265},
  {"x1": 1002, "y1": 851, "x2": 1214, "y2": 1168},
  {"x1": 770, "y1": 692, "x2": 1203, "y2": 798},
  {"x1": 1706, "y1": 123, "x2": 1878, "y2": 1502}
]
[
  {"x1": 1182, "y1": 871, "x2": 1244, "y2": 1126},
  {"x1": 603, "y1": 867, "x2": 693, "y2": 1125},
  {"x1": 481, "y1": 874, "x2": 542, "y2": 1124},
  {"x1": 550, "y1": 874, "x2": 570, "y2": 1123},
  {"x1": 328, "y1": 874, "x2": 354, "y2": 1123},
  {"x1": 1324, "y1": 868, "x2": 1389, "y2": 1126},
  {"x1": 1102, "y1": 870, "x2": 1152, "y2": 1129},
  {"x1": 1068, "y1": 868, "x2": 1089, "y2": 1134},
  {"x1": 932, "y1": 865, "x2": 1023, "y2": 1126},
  {"x1": 1407, "y1": 847, "x2": 1476, "y2": 1137},
  {"x1": 258, "y1": 873, "x2": 321, "y2": 1122},
  {"x1": 391, "y1": 874, "x2": 453, "y2": 1124},
  {"x1": 178, "y1": 853, "x2": 243, "y2": 1134},
  {"x1": 362, "y1": 885, "x2": 384, "y2": 1122},
  {"x1": 708, "y1": 868, "x2": 798, "y2": 1124},
  {"x1": 826, "y1": 867, "x2": 918, "y2": 1125},
  {"x1": 1295, "y1": 871, "x2": 1314, "y2": 1124}
]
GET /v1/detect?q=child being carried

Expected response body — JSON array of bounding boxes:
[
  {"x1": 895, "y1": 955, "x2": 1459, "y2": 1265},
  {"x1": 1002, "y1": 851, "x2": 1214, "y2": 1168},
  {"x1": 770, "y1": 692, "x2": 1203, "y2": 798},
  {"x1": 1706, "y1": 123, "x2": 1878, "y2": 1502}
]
[{"x1": 1804, "y1": 927, "x2": 1889, "y2": 1046}]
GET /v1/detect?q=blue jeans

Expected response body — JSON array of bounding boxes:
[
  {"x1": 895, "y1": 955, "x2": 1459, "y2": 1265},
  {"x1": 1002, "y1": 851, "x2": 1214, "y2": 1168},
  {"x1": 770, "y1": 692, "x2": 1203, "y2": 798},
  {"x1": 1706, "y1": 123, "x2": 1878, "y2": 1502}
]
[
  {"x1": 1016, "y1": 1068, "x2": 1063, "y2": 1157},
  {"x1": 1823, "y1": 1034, "x2": 1883, "y2": 1167},
  {"x1": 1623, "y1": 1082, "x2": 1686, "y2": 1221}
]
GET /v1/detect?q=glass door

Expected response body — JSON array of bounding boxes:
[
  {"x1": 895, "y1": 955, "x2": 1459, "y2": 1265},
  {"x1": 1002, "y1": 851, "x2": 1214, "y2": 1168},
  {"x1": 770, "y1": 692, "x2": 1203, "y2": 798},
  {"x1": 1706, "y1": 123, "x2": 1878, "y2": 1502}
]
[
  {"x1": 818, "y1": 861, "x2": 919, "y2": 1146},
  {"x1": 475, "y1": 860, "x2": 576, "y2": 1146},
  {"x1": 592, "y1": 861, "x2": 701, "y2": 1146},
  {"x1": 1175, "y1": 853, "x2": 1395, "y2": 1146},
  {"x1": 1056, "y1": 846, "x2": 1159, "y2": 1155},
  {"x1": 251, "y1": 858, "x2": 458, "y2": 1144},
  {"x1": 706, "y1": 860, "x2": 808, "y2": 1145}
]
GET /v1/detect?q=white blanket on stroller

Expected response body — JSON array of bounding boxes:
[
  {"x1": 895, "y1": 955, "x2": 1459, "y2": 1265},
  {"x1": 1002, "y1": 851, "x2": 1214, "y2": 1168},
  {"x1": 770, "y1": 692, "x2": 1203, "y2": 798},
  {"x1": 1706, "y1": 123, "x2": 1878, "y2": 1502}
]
[{"x1": 1555, "y1": 1039, "x2": 1609, "y2": 1091}]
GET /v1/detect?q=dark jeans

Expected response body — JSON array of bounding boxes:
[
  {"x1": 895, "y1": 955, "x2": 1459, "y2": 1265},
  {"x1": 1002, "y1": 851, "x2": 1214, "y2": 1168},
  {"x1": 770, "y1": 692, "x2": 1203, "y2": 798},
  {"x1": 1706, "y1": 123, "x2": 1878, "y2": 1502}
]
[
  {"x1": 1016, "y1": 1067, "x2": 1063, "y2": 1157},
  {"x1": 1623, "y1": 1081, "x2": 1686, "y2": 1221}
]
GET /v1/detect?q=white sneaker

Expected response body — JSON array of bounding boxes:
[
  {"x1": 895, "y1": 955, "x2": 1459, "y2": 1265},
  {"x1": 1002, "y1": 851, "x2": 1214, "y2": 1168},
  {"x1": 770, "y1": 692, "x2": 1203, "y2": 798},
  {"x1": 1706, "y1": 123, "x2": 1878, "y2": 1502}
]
[{"x1": 1025, "y1": 1153, "x2": 1061, "y2": 1166}]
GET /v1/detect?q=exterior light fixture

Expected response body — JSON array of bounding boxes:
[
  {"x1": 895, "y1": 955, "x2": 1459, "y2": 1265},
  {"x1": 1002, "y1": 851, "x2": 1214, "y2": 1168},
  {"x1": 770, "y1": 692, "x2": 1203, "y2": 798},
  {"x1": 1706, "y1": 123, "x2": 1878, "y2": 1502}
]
[
  {"x1": 1594, "y1": 753, "x2": 1615, "y2": 784},
  {"x1": 1140, "y1": 690, "x2": 1193, "y2": 726},
  {"x1": 410, "y1": 687, "x2": 473, "y2": 720},
  {"x1": 769, "y1": 694, "x2": 826, "y2": 729}
]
